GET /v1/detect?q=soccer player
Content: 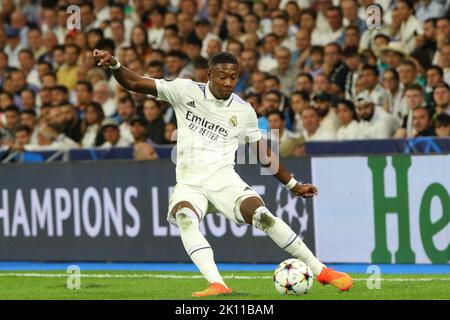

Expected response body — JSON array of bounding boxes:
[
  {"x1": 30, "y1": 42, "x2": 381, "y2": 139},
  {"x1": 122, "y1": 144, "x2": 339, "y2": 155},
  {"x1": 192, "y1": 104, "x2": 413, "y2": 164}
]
[{"x1": 94, "y1": 49, "x2": 353, "y2": 297}]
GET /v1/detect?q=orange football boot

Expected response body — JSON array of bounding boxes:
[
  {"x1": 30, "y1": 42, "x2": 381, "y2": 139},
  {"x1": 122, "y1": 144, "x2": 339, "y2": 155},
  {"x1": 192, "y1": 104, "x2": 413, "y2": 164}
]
[
  {"x1": 316, "y1": 267, "x2": 353, "y2": 291},
  {"x1": 192, "y1": 282, "x2": 233, "y2": 297}
]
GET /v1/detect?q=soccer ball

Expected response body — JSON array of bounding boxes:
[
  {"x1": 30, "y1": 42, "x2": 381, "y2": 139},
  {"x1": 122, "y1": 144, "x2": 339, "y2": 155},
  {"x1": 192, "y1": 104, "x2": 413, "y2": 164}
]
[{"x1": 273, "y1": 259, "x2": 313, "y2": 295}]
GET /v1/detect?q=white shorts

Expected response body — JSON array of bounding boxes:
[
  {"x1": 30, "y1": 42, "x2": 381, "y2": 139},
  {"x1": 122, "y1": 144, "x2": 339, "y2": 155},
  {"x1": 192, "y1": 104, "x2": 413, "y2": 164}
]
[{"x1": 167, "y1": 169, "x2": 264, "y2": 226}]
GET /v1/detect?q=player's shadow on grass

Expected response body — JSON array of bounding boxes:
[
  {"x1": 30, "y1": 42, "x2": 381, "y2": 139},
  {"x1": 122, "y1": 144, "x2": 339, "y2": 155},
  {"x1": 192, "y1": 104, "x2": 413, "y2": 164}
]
[{"x1": 49, "y1": 283, "x2": 110, "y2": 289}]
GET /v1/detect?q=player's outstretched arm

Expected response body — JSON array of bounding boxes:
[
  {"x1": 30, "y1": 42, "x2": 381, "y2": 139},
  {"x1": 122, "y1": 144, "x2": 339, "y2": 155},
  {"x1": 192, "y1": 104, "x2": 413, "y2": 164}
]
[
  {"x1": 93, "y1": 49, "x2": 157, "y2": 96},
  {"x1": 250, "y1": 138, "x2": 318, "y2": 198}
]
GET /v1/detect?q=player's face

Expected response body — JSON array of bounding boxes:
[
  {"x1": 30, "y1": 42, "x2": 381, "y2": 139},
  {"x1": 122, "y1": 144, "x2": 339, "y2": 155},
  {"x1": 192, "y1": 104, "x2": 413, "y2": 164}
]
[{"x1": 208, "y1": 63, "x2": 239, "y2": 100}]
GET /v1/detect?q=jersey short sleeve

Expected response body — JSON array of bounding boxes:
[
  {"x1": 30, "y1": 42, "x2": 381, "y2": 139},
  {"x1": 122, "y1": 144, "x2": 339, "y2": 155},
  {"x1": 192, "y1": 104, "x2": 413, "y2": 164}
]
[
  {"x1": 244, "y1": 106, "x2": 262, "y2": 143},
  {"x1": 154, "y1": 78, "x2": 187, "y2": 106}
]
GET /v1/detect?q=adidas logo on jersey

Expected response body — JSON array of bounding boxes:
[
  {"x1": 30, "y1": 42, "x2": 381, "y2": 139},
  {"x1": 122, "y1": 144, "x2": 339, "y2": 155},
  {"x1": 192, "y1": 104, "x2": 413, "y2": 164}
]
[{"x1": 186, "y1": 101, "x2": 196, "y2": 108}]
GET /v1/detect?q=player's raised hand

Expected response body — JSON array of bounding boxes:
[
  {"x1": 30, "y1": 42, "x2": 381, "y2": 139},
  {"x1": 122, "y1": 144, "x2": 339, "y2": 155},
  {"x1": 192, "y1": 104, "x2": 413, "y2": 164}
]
[
  {"x1": 290, "y1": 183, "x2": 318, "y2": 198},
  {"x1": 93, "y1": 49, "x2": 117, "y2": 68}
]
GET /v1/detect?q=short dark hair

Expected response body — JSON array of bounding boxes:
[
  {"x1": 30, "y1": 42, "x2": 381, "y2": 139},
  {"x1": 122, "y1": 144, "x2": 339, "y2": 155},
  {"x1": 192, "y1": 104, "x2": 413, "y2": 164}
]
[
  {"x1": 148, "y1": 60, "x2": 164, "y2": 69},
  {"x1": 266, "y1": 110, "x2": 285, "y2": 121},
  {"x1": 119, "y1": 96, "x2": 135, "y2": 107},
  {"x1": 263, "y1": 89, "x2": 282, "y2": 101},
  {"x1": 399, "y1": 59, "x2": 417, "y2": 70},
  {"x1": 21, "y1": 109, "x2": 37, "y2": 117},
  {"x1": 15, "y1": 124, "x2": 32, "y2": 135},
  {"x1": 384, "y1": 68, "x2": 399, "y2": 81},
  {"x1": 292, "y1": 90, "x2": 310, "y2": 102},
  {"x1": 362, "y1": 64, "x2": 380, "y2": 77},
  {"x1": 338, "y1": 99, "x2": 357, "y2": 119},
  {"x1": 299, "y1": 8, "x2": 317, "y2": 20},
  {"x1": 397, "y1": 0, "x2": 415, "y2": 10},
  {"x1": 52, "y1": 85, "x2": 69, "y2": 95},
  {"x1": 193, "y1": 56, "x2": 209, "y2": 70},
  {"x1": 209, "y1": 52, "x2": 238, "y2": 67},
  {"x1": 342, "y1": 46, "x2": 359, "y2": 58},
  {"x1": 166, "y1": 50, "x2": 186, "y2": 60},
  {"x1": 435, "y1": 113, "x2": 450, "y2": 127},
  {"x1": 5, "y1": 105, "x2": 20, "y2": 114},
  {"x1": 413, "y1": 106, "x2": 433, "y2": 120},
  {"x1": 427, "y1": 65, "x2": 444, "y2": 78},
  {"x1": 76, "y1": 80, "x2": 93, "y2": 92},
  {"x1": 297, "y1": 72, "x2": 313, "y2": 83},
  {"x1": 405, "y1": 83, "x2": 424, "y2": 94}
]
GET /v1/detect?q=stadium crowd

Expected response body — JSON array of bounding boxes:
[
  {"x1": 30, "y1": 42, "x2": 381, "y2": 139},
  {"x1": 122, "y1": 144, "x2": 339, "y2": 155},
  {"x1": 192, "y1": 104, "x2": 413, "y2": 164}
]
[{"x1": 0, "y1": 0, "x2": 450, "y2": 158}]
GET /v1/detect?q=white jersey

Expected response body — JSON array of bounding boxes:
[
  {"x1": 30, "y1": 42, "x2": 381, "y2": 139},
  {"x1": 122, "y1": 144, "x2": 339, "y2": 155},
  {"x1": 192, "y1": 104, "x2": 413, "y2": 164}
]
[{"x1": 155, "y1": 78, "x2": 262, "y2": 186}]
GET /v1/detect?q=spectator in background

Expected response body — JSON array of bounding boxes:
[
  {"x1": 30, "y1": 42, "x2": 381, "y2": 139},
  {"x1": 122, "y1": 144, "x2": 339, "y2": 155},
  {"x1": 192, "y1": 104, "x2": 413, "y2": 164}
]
[
  {"x1": 397, "y1": 0, "x2": 423, "y2": 54},
  {"x1": 323, "y1": 42, "x2": 349, "y2": 95},
  {"x1": 130, "y1": 116, "x2": 159, "y2": 160},
  {"x1": 257, "y1": 90, "x2": 283, "y2": 131},
  {"x1": 3, "y1": 105, "x2": 20, "y2": 138},
  {"x1": 433, "y1": 82, "x2": 450, "y2": 115},
  {"x1": 360, "y1": 64, "x2": 390, "y2": 109},
  {"x1": 395, "y1": 59, "x2": 419, "y2": 123},
  {"x1": 147, "y1": 60, "x2": 165, "y2": 80},
  {"x1": 258, "y1": 33, "x2": 279, "y2": 72},
  {"x1": 311, "y1": 91, "x2": 340, "y2": 135},
  {"x1": 93, "y1": 80, "x2": 116, "y2": 117},
  {"x1": 383, "y1": 68, "x2": 402, "y2": 114},
  {"x1": 165, "y1": 50, "x2": 188, "y2": 79},
  {"x1": 117, "y1": 96, "x2": 136, "y2": 144},
  {"x1": 56, "y1": 44, "x2": 80, "y2": 90},
  {"x1": 19, "y1": 88, "x2": 36, "y2": 111},
  {"x1": 4, "y1": 26, "x2": 26, "y2": 68},
  {"x1": 192, "y1": 57, "x2": 209, "y2": 83},
  {"x1": 75, "y1": 81, "x2": 94, "y2": 115},
  {"x1": 59, "y1": 103, "x2": 82, "y2": 143},
  {"x1": 412, "y1": 106, "x2": 436, "y2": 137},
  {"x1": 142, "y1": 98, "x2": 166, "y2": 144},
  {"x1": 424, "y1": 65, "x2": 444, "y2": 105},
  {"x1": 356, "y1": 92, "x2": 399, "y2": 139},
  {"x1": 80, "y1": 102, "x2": 105, "y2": 148},
  {"x1": 336, "y1": 100, "x2": 359, "y2": 140},
  {"x1": 20, "y1": 109, "x2": 37, "y2": 144},
  {"x1": 25, "y1": 123, "x2": 79, "y2": 151},
  {"x1": 51, "y1": 85, "x2": 69, "y2": 106},
  {"x1": 270, "y1": 46, "x2": 297, "y2": 96},
  {"x1": 100, "y1": 118, "x2": 130, "y2": 148},
  {"x1": 395, "y1": 84, "x2": 429, "y2": 138},
  {"x1": 164, "y1": 122, "x2": 178, "y2": 144},
  {"x1": 434, "y1": 113, "x2": 450, "y2": 137},
  {"x1": 290, "y1": 90, "x2": 311, "y2": 133},
  {"x1": 381, "y1": 42, "x2": 406, "y2": 70},
  {"x1": 300, "y1": 107, "x2": 336, "y2": 141},
  {"x1": 11, "y1": 124, "x2": 31, "y2": 151},
  {"x1": 267, "y1": 110, "x2": 303, "y2": 157},
  {"x1": 294, "y1": 73, "x2": 314, "y2": 96}
]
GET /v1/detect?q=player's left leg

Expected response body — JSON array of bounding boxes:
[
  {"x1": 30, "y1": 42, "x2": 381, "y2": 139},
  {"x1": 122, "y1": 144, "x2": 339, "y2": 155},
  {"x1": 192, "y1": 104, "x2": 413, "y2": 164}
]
[{"x1": 239, "y1": 196, "x2": 353, "y2": 292}]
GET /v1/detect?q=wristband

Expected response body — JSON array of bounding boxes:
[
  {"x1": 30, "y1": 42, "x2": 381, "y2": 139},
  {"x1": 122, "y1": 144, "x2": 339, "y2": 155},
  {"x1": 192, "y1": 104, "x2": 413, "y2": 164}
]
[
  {"x1": 109, "y1": 60, "x2": 121, "y2": 70},
  {"x1": 285, "y1": 177, "x2": 298, "y2": 190}
]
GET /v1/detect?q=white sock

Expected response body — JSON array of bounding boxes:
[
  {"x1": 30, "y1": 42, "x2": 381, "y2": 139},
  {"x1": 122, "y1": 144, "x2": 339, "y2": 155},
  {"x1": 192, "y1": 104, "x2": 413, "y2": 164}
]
[
  {"x1": 175, "y1": 207, "x2": 226, "y2": 286},
  {"x1": 252, "y1": 206, "x2": 326, "y2": 276}
]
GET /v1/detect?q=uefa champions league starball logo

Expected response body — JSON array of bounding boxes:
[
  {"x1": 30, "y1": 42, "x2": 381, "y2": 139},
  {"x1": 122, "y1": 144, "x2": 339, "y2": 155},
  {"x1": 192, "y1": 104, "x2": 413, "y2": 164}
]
[{"x1": 274, "y1": 184, "x2": 309, "y2": 238}]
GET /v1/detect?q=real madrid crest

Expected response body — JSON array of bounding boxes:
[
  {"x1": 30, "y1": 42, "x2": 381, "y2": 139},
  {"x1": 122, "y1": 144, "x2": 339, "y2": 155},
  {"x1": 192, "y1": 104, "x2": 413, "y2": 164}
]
[{"x1": 229, "y1": 115, "x2": 238, "y2": 127}]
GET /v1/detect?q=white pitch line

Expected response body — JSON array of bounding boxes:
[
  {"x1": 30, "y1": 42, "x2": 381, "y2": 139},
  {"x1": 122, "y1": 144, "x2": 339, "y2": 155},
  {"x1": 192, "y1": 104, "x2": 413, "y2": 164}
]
[{"x1": 0, "y1": 273, "x2": 449, "y2": 282}]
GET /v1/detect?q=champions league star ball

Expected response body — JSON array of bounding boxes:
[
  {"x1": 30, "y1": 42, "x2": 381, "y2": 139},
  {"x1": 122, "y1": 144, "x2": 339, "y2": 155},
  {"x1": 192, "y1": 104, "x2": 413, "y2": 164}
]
[{"x1": 273, "y1": 259, "x2": 313, "y2": 295}]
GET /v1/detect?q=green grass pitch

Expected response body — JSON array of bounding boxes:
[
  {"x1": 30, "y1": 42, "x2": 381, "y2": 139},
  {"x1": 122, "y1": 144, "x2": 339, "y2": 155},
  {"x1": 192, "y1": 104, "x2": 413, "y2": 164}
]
[{"x1": 0, "y1": 271, "x2": 449, "y2": 300}]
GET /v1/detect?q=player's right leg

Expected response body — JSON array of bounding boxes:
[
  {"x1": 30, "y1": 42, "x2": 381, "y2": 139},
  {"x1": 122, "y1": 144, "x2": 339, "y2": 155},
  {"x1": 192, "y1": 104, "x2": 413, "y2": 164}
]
[
  {"x1": 168, "y1": 193, "x2": 232, "y2": 297},
  {"x1": 239, "y1": 197, "x2": 353, "y2": 292}
]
